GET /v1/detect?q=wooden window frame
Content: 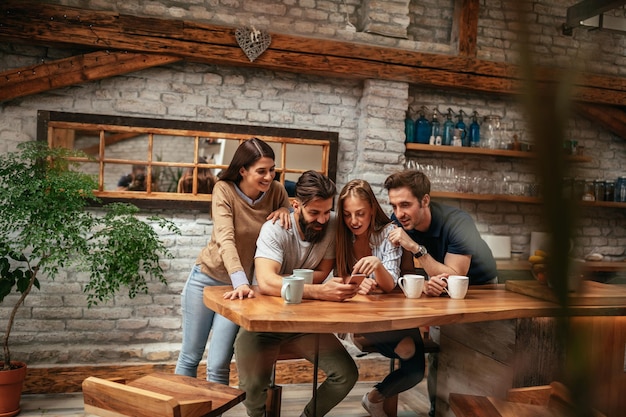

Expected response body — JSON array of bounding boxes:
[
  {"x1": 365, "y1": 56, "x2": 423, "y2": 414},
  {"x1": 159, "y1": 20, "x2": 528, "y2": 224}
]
[{"x1": 37, "y1": 111, "x2": 338, "y2": 210}]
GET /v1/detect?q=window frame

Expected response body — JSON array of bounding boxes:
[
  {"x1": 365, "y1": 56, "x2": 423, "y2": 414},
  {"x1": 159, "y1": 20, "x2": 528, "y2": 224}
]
[{"x1": 37, "y1": 111, "x2": 338, "y2": 210}]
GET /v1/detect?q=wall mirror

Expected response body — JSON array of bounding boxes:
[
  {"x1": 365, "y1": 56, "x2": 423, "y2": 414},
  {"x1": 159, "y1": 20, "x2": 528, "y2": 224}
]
[{"x1": 37, "y1": 111, "x2": 338, "y2": 210}]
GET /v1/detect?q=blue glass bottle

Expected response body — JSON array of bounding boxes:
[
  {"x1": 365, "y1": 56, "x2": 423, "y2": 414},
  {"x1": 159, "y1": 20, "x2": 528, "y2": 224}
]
[
  {"x1": 442, "y1": 108, "x2": 455, "y2": 146},
  {"x1": 469, "y1": 111, "x2": 480, "y2": 147},
  {"x1": 415, "y1": 106, "x2": 431, "y2": 144},
  {"x1": 404, "y1": 110, "x2": 415, "y2": 143},
  {"x1": 430, "y1": 109, "x2": 441, "y2": 143},
  {"x1": 456, "y1": 109, "x2": 468, "y2": 146}
]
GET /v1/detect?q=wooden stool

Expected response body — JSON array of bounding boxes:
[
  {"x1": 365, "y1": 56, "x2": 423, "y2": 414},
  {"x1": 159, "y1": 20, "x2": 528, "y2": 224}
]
[{"x1": 82, "y1": 372, "x2": 245, "y2": 417}]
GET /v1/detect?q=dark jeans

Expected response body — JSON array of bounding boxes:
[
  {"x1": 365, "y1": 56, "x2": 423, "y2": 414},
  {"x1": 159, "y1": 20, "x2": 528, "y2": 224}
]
[{"x1": 362, "y1": 328, "x2": 426, "y2": 397}]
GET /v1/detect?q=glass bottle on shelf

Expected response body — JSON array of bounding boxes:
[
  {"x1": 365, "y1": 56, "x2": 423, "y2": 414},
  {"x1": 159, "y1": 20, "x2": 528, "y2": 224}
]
[
  {"x1": 469, "y1": 111, "x2": 480, "y2": 147},
  {"x1": 482, "y1": 115, "x2": 502, "y2": 149},
  {"x1": 430, "y1": 108, "x2": 441, "y2": 145},
  {"x1": 456, "y1": 109, "x2": 468, "y2": 147},
  {"x1": 442, "y1": 108, "x2": 455, "y2": 146},
  {"x1": 415, "y1": 106, "x2": 431, "y2": 144},
  {"x1": 404, "y1": 109, "x2": 416, "y2": 143}
]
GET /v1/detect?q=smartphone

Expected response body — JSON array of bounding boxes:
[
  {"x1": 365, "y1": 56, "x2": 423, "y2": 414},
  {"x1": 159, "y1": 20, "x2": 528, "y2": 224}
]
[{"x1": 345, "y1": 273, "x2": 366, "y2": 285}]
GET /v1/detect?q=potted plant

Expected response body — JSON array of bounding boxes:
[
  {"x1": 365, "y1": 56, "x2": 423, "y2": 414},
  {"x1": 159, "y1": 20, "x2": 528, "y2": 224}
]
[{"x1": 0, "y1": 141, "x2": 179, "y2": 416}]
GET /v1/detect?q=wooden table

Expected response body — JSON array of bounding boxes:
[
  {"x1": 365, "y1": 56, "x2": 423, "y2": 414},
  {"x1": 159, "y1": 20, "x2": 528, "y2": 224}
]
[
  {"x1": 203, "y1": 284, "x2": 626, "y2": 333},
  {"x1": 204, "y1": 284, "x2": 626, "y2": 417}
]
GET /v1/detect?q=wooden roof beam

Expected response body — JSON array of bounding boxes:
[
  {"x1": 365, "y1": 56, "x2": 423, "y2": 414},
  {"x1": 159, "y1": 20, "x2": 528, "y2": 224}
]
[{"x1": 0, "y1": 0, "x2": 624, "y2": 107}]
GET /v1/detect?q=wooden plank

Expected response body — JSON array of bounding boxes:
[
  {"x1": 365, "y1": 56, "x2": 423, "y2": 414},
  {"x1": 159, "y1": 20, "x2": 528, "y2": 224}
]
[
  {"x1": 82, "y1": 377, "x2": 179, "y2": 417},
  {"x1": 0, "y1": 51, "x2": 181, "y2": 101},
  {"x1": 455, "y1": 0, "x2": 480, "y2": 57},
  {"x1": 1, "y1": 1, "x2": 625, "y2": 106},
  {"x1": 448, "y1": 393, "x2": 502, "y2": 417},
  {"x1": 436, "y1": 334, "x2": 513, "y2": 417},
  {"x1": 23, "y1": 355, "x2": 391, "y2": 394},
  {"x1": 505, "y1": 280, "x2": 626, "y2": 306},
  {"x1": 574, "y1": 102, "x2": 626, "y2": 139}
]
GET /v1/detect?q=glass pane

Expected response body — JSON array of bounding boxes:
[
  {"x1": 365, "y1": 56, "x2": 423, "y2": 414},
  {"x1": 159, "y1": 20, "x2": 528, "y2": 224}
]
[
  {"x1": 103, "y1": 130, "x2": 150, "y2": 161},
  {"x1": 107, "y1": 163, "x2": 154, "y2": 192},
  {"x1": 285, "y1": 143, "x2": 323, "y2": 181}
]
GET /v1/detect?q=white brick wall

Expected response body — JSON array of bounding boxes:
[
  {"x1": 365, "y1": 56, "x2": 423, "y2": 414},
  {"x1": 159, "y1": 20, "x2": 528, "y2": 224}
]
[{"x1": 1, "y1": 0, "x2": 625, "y2": 366}]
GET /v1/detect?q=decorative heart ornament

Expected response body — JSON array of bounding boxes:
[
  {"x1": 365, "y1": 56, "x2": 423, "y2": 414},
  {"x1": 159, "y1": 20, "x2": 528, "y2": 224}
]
[{"x1": 235, "y1": 26, "x2": 272, "y2": 62}]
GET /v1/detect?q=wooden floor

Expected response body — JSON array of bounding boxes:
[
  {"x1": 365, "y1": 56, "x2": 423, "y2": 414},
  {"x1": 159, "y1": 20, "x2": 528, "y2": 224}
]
[{"x1": 19, "y1": 380, "x2": 431, "y2": 417}]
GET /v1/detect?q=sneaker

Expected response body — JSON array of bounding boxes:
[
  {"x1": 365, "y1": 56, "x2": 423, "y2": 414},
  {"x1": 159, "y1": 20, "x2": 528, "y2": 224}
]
[{"x1": 361, "y1": 392, "x2": 388, "y2": 417}]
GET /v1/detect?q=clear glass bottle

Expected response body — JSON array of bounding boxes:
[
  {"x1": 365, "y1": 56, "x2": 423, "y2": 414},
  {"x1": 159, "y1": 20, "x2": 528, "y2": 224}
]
[{"x1": 482, "y1": 115, "x2": 502, "y2": 149}]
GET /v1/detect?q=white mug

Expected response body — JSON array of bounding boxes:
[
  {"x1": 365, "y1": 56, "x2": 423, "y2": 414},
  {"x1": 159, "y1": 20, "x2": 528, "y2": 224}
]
[
  {"x1": 442, "y1": 275, "x2": 469, "y2": 299},
  {"x1": 292, "y1": 268, "x2": 314, "y2": 284},
  {"x1": 281, "y1": 276, "x2": 305, "y2": 304},
  {"x1": 398, "y1": 274, "x2": 425, "y2": 299}
]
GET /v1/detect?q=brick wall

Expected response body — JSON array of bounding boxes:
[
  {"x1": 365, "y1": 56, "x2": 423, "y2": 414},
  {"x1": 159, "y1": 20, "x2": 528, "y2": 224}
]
[{"x1": 1, "y1": 0, "x2": 625, "y2": 366}]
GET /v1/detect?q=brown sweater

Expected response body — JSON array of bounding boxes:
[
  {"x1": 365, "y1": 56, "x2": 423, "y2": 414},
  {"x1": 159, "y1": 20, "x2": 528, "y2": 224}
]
[{"x1": 196, "y1": 180, "x2": 290, "y2": 285}]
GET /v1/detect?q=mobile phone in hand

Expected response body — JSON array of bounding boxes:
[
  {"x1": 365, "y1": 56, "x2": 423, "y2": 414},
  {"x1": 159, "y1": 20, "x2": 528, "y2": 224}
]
[{"x1": 344, "y1": 273, "x2": 366, "y2": 285}]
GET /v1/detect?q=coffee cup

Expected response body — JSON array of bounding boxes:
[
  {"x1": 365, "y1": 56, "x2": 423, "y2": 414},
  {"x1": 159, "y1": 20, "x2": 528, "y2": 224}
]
[
  {"x1": 398, "y1": 274, "x2": 425, "y2": 299},
  {"x1": 442, "y1": 275, "x2": 469, "y2": 299},
  {"x1": 292, "y1": 268, "x2": 314, "y2": 284},
  {"x1": 281, "y1": 276, "x2": 305, "y2": 304}
]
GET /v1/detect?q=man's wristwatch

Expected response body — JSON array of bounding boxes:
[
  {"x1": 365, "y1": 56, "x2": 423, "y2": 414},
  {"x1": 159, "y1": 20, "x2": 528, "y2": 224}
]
[{"x1": 413, "y1": 244, "x2": 427, "y2": 258}]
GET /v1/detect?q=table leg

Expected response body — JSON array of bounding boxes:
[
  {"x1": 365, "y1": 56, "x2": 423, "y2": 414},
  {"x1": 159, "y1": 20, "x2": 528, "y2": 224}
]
[{"x1": 312, "y1": 333, "x2": 319, "y2": 417}]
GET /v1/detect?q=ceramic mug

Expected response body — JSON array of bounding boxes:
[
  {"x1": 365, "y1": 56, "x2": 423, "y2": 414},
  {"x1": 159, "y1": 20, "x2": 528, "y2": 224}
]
[
  {"x1": 292, "y1": 268, "x2": 314, "y2": 284},
  {"x1": 442, "y1": 275, "x2": 469, "y2": 299},
  {"x1": 281, "y1": 276, "x2": 305, "y2": 304},
  {"x1": 398, "y1": 274, "x2": 425, "y2": 299}
]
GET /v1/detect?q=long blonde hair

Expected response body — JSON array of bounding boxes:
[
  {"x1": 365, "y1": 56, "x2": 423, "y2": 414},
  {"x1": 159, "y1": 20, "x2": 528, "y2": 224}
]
[{"x1": 335, "y1": 179, "x2": 391, "y2": 278}]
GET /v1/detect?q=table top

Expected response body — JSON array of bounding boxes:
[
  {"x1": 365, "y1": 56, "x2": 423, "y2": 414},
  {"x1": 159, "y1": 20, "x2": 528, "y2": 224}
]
[{"x1": 203, "y1": 284, "x2": 626, "y2": 333}]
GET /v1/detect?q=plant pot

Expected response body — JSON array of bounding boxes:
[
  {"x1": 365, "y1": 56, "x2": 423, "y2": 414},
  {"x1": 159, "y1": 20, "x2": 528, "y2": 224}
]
[{"x1": 0, "y1": 362, "x2": 27, "y2": 417}]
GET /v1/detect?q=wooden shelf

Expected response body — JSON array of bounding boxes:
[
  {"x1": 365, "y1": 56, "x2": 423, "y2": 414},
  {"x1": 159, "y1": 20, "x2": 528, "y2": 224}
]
[
  {"x1": 432, "y1": 191, "x2": 626, "y2": 208},
  {"x1": 431, "y1": 191, "x2": 540, "y2": 204},
  {"x1": 405, "y1": 143, "x2": 592, "y2": 162},
  {"x1": 497, "y1": 260, "x2": 626, "y2": 273}
]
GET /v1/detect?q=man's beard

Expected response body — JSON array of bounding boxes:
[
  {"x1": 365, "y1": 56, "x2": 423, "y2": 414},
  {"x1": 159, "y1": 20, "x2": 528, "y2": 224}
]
[{"x1": 298, "y1": 214, "x2": 328, "y2": 244}]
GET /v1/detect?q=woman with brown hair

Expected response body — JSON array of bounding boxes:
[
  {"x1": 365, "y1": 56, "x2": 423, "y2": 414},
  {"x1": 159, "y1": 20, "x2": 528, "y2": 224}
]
[
  {"x1": 175, "y1": 137, "x2": 291, "y2": 385},
  {"x1": 336, "y1": 179, "x2": 425, "y2": 417}
]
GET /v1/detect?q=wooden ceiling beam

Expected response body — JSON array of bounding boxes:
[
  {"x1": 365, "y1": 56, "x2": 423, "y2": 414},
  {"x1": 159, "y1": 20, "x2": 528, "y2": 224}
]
[
  {"x1": 0, "y1": 50, "x2": 181, "y2": 102},
  {"x1": 0, "y1": 0, "x2": 624, "y2": 107},
  {"x1": 574, "y1": 102, "x2": 626, "y2": 139}
]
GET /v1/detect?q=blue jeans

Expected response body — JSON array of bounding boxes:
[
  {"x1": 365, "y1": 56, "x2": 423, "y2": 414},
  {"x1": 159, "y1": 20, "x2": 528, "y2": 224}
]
[{"x1": 175, "y1": 264, "x2": 239, "y2": 384}]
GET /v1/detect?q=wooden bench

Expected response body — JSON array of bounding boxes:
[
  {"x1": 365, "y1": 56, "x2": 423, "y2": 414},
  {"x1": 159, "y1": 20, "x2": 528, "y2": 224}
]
[
  {"x1": 83, "y1": 372, "x2": 245, "y2": 417},
  {"x1": 449, "y1": 381, "x2": 607, "y2": 417}
]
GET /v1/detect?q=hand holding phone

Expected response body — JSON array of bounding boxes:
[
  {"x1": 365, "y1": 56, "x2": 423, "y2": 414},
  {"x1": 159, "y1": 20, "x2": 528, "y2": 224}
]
[{"x1": 344, "y1": 273, "x2": 366, "y2": 285}]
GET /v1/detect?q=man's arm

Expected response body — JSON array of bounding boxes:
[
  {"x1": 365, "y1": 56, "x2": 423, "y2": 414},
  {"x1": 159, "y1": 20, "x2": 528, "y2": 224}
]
[
  {"x1": 256, "y1": 256, "x2": 358, "y2": 302},
  {"x1": 255, "y1": 257, "x2": 287, "y2": 296}
]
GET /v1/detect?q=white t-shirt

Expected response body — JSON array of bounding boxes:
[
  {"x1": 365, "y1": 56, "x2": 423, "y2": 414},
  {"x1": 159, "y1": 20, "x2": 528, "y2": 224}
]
[{"x1": 254, "y1": 211, "x2": 336, "y2": 275}]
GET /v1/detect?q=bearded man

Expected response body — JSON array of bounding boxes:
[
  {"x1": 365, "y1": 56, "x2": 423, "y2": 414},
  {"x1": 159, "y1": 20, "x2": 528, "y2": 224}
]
[{"x1": 234, "y1": 170, "x2": 359, "y2": 417}]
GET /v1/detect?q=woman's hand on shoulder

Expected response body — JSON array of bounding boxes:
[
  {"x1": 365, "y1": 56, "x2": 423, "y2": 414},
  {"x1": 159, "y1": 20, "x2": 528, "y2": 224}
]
[
  {"x1": 223, "y1": 284, "x2": 255, "y2": 300},
  {"x1": 267, "y1": 207, "x2": 291, "y2": 229}
]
